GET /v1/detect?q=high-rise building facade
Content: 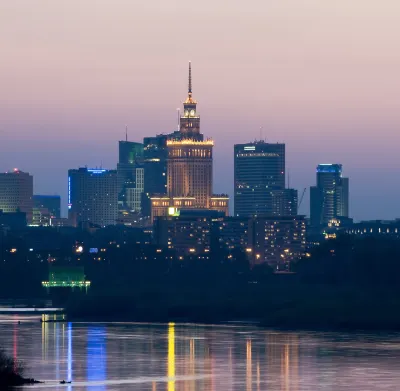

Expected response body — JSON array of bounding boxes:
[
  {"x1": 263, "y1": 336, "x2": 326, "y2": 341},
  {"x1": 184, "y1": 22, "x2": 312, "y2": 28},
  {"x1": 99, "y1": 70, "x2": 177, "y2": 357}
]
[
  {"x1": 68, "y1": 167, "x2": 118, "y2": 227},
  {"x1": 234, "y1": 142, "x2": 287, "y2": 217},
  {"x1": 0, "y1": 169, "x2": 33, "y2": 223},
  {"x1": 310, "y1": 164, "x2": 349, "y2": 227},
  {"x1": 142, "y1": 134, "x2": 169, "y2": 217},
  {"x1": 125, "y1": 167, "x2": 144, "y2": 212},
  {"x1": 150, "y1": 63, "x2": 228, "y2": 220},
  {"x1": 167, "y1": 139, "x2": 213, "y2": 208},
  {"x1": 117, "y1": 141, "x2": 144, "y2": 212}
]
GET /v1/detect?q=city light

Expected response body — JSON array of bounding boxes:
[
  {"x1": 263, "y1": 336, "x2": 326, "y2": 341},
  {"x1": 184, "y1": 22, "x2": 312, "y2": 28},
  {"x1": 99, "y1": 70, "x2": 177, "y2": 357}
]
[{"x1": 167, "y1": 139, "x2": 214, "y2": 146}]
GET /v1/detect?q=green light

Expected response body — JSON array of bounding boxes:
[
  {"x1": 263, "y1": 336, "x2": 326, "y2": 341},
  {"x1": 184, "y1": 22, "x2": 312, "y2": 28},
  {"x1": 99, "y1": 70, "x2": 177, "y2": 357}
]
[{"x1": 42, "y1": 281, "x2": 91, "y2": 288}]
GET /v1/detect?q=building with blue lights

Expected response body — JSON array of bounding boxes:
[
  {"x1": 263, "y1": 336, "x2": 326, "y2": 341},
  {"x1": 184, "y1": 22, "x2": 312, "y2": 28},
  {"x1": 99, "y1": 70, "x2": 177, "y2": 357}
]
[
  {"x1": 310, "y1": 164, "x2": 349, "y2": 228},
  {"x1": 68, "y1": 167, "x2": 118, "y2": 227}
]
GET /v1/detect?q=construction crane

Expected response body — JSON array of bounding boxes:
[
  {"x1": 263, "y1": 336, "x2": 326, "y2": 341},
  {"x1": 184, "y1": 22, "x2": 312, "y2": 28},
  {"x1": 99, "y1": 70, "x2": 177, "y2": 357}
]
[{"x1": 298, "y1": 188, "x2": 307, "y2": 211}]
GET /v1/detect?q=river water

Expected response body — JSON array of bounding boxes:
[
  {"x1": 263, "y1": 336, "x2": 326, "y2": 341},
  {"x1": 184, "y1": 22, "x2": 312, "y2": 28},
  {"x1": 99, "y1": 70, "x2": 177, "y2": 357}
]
[{"x1": 1, "y1": 314, "x2": 400, "y2": 390}]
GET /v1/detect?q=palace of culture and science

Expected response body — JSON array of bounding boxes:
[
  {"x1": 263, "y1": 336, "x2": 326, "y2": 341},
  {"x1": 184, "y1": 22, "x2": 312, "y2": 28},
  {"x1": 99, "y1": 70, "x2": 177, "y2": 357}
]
[{"x1": 150, "y1": 62, "x2": 229, "y2": 220}]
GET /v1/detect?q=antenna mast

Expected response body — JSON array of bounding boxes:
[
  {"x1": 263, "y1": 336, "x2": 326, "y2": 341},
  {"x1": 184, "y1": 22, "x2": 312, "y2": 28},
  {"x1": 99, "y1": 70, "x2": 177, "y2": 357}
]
[
  {"x1": 188, "y1": 61, "x2": 192, "y2": 95},
  {"x1": 125, "y1": 125, "x2": 128, "y2": 142},
  {"x1": 176, "y1": 108, "x2": 180, "y2": 131}
]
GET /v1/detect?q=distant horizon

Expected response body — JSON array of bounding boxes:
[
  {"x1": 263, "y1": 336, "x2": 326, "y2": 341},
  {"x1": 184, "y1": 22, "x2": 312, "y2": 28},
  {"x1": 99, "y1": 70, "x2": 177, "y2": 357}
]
[{"x1": 2, "y1": 0, "x2": 400, "y2": 221}]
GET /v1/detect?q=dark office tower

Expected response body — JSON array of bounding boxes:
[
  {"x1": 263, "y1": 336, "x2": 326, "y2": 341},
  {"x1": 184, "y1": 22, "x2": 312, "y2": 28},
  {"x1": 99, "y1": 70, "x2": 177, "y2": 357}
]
[
  {"x1": 310, "y1": 164, "x2": 349, "y2": 227},
  {"x1": 234, "y1": 142, "x2": 286, "y2": 217},
  {"x1": 117, "y1": 141, "x2": 144, "y2": 212},
  {"x1": 142, "y1": 135, "x2": 169, "y2": 217},
  {"x1": 0, "y1": 169, "x2": 33, "y2": 223},
  {"x1": 68, "y1": 167, "x2": 118, "y2": 227},
  {"x1": 33, "y1": 195, "x2": 61, "y2": 218}
]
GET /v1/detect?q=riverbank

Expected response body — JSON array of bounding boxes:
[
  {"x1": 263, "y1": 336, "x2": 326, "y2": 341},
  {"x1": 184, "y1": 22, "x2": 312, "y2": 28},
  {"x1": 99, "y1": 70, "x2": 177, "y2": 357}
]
[
  {"x1": 0, "y1": 374, "x2": 41, "y2": 387},
  {"x1": 0, "y1": 348, "x2": 41, "y2": 388},
  {"x1": 65, "y1": 283, "x2": 400, "y2": 331}
]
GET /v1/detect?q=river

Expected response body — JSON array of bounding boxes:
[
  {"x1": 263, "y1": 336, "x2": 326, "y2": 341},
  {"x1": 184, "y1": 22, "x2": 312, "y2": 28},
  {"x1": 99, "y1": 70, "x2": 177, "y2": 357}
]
[{"x1": 1, "y1": 314, "x2": 400, "y2": 390}]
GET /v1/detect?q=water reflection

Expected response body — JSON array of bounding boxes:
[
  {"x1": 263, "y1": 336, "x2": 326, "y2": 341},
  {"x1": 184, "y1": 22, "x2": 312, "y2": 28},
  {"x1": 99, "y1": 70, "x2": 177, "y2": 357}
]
[
  {"x1": 1, "y1": 318, "x2": 400, "y2": 390},
  {"x1": 167, "y1": 323, "x2": 175, "y2": 391},
  {"x1": 87, "y1": 326, "x2": 106, "y2": 390}
]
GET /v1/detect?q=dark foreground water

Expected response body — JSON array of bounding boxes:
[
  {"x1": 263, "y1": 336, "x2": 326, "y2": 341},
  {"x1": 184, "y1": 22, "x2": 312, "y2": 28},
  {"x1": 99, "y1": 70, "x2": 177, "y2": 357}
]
[{"x1": 1, "y1": 315, "x2": 400, "y2": 390}]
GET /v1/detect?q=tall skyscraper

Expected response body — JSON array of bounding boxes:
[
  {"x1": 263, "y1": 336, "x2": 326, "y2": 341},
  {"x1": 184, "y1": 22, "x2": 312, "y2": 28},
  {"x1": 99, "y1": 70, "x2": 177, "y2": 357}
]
[
  {"x1": 234, "y1": 142, "x2": 288, "y2": 217},
  {"x1": 166, "y1": 62, "x2": 212, "y2": 207},
  {"x1": 68, "y1": 167, "x2": 118, "y2": 227},
  {"x1": 117, "y1": 140, "x2": 144, "y2": 212},
  {"x1": 150, "y1": 63, "x2": 229, "y2": 220},
  {"x1": 310, "y1": 164, "x2": 349, "y2": 227},
  {"x1": 167, "y1": 138, "x2": 213, "y2": 208},
  {"x1": 142, "y1": 134, "x2": 169, "y2": 217},
  {"x1": 0, "y1": 169, "x2": 33, "y2": 223}
]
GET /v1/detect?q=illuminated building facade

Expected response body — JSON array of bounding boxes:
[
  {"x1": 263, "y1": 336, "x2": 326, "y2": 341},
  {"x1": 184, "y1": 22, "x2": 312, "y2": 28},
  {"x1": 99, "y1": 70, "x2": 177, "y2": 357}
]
[
  {"x1": 154, "y1": 213, "x2": 305, "y2": 267},
  {"x1": 234, "y1": 142, "x2": 294, "y2": 217},
  {"x1": 117, "y1": 141, "x2": 144, "y2": 212},
  {"x1": 217, "y1": 217, "x2": 250, "y2": 251},
  {"x1": 68, "y1": 167, "x2": 118, "y2": 227},
  {"x1": 0, "y1": 169, "x2": 33, "y2": 223},
  {"x1": 153, "y1": 210, "x2": 224, "y2": 255},
  {"x1": 310, "y1": 164, "x2": 349, "y2": 227},
  {"x1": 142, "y1": 134, "x2": 169, "y2": 216},
  {"x1": 248, "y1": 215, "x2": 306, "y2": 270},
  {"x1": 167, "y1": 139, "x2": 213, "y2": 208},
  {"x1": 150, "y1": 63, "x2": 229, "y2": 220},
  {"x1": 345, "y1": 219, "x2": 400, "y2": 237}
]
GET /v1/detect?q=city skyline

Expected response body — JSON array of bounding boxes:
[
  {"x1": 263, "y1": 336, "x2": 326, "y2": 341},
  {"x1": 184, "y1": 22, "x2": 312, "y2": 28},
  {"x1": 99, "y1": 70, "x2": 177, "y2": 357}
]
[{"x1": 2, "y1": 0, "x2": 400, "y2": 221}]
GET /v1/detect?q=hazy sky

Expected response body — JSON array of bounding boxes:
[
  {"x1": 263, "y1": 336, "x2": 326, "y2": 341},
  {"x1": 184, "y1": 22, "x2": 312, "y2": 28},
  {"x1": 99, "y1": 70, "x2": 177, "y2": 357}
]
[{"x1": 1, "y1": 0, "x2": 400, "y2": 220}]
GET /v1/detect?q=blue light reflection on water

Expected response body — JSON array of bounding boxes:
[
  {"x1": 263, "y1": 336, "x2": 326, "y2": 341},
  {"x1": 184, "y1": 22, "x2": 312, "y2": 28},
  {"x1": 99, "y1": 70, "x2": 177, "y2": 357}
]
[
  {"x1": 87, "y1": 326, "x2": 106, "y2": 391},
  {"x1": 67, "y1": 322, "x2": 72, "y2": 383}
]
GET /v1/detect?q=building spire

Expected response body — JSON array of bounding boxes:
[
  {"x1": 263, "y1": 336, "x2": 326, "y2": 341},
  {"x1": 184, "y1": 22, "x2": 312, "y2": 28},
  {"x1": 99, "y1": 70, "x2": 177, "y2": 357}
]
[
  {"x1": 188, "y1": 61, "x2": 192, "y2": 97},
  {"x1": 184, "y1": 61, "x2": 197, "y2": 104}
]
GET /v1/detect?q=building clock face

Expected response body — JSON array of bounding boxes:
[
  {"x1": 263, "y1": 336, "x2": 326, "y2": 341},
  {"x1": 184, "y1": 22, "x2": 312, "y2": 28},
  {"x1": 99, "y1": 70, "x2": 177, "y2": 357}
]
[
  {"x1": 190, "y1": 110, "x2": 195, "y2": 116},
  {"x1": 185, "y1": 110, "x2": 189, "y2": 117}
]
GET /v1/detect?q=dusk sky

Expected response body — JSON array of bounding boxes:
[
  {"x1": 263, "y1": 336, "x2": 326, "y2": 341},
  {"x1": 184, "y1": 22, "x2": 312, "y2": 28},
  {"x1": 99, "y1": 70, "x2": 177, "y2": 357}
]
[{"x1": 1, "y1": 0, "x2": 400, "y2": 220}]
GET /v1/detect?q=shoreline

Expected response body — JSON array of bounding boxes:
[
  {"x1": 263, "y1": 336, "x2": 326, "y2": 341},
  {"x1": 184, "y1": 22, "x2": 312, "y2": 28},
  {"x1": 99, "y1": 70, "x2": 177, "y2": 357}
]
[{"x1": 48, "y1": 314, "x2": 400, "y2": 334}]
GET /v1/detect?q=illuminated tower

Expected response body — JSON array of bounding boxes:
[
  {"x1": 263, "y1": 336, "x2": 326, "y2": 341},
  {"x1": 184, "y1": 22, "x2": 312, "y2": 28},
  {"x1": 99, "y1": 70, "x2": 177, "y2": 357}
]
[
  {"x1": 151, "y1": 63, "x2": 229, "y2": 220},
  {"x1": 179, "y1": 62, "x2": 202, "y2": 141},
  {"x1": 167, "y1": 62, "x2": 213, "y2": 208}
]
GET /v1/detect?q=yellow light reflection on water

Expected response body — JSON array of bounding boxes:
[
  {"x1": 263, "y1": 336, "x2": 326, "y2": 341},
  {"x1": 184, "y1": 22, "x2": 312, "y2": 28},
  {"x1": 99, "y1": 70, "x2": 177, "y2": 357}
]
[
  {"x1": 246, "y1": 339, "x2": 252, "y2": 391},
  {"x1": 168, "y1": 323, "x2": 175, "y2": 391}
]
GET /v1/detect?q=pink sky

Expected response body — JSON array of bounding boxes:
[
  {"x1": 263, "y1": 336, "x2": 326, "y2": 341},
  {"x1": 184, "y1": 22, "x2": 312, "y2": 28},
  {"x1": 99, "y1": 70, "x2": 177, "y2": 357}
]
[{"x1": 1, "y1": 0, "x2": 400, "y2": 219}]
